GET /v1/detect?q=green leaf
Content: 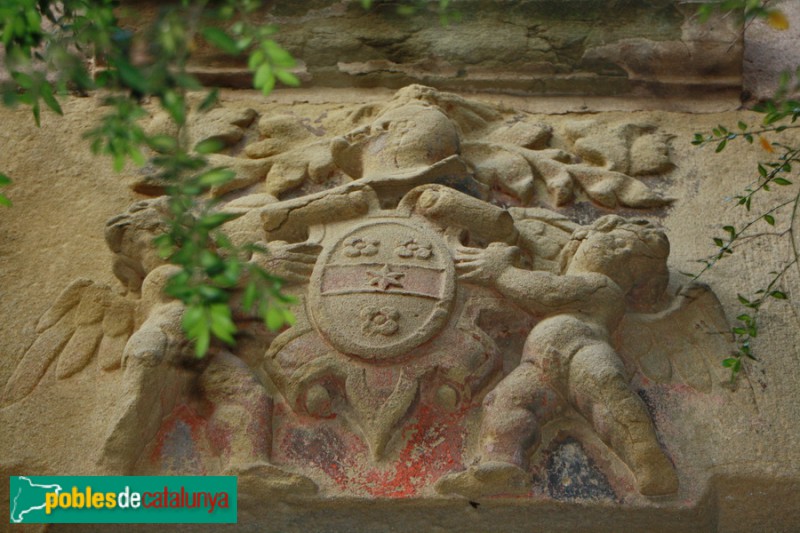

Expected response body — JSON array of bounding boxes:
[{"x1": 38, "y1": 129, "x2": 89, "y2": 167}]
[
  {"x1": 196, "y1": 168, "x2": 236, "y2": 187},
  {"x1": 162, "y1": 90, "x2": 186, "y2": 126},
  {"x1": 32, "y1": 102, "x2": 40, "y2": 127},
  {"x1": 195, "y1": 138, "x2": 225, "y2": 154},
  {"x1": 242, "y1": 282, "x2": 258, "y2": 310},
  {"x1": 12, "y1": 71, "x2": 34, "y2": 89},
  {"x1": 198, "y1": 285, "x2": 227, "y2": 303},
  {"x1": 248, "y1": 49, "x2": 265, "y2": 71},
  {"x1": 277, "y1": 292, "x2": 297, "y2": 305},
  {"x1": 265, "y1": 305, "x2": 284, "y2": 330},
  {"x1": 0, "y1": 194, "x2": 11, "y2": 207},
  {"x1": 715, "y1": 139, "x2": 727, "y2": 152},
  {"x1": 200, "y1": 250, "x2": 225, "y2": 275},
  {"x1": 194, "y1": 327, "x2": 211, "y2": 357},
  {"x1": 130, "y1": 147, "x2": 146, "y2": 166},
  {"x1": 202, "y1": 27, "x2": 240, "y2": 55},
  {"x1": 198, "y1": 89, "x2": 219, "y2": 112},
  {"x1": 0, "y1": 173, "x2": 11, "y2": 186},
  {"x1": 254, "y1": 62, "x2": 274, "y2": 91},
  {"x1": 209, "y1": 303, "x2": 236, "y2": 344},
  {"x1": 115, "y1": 59, "x2": 149, "y2": 95},
  {"x1": 40, "y1": 84, "x2": 63, "y2": 115},
  {"x1": 770, "y1": 290, "x2": 787, "y2": 299},
  {"x1": 758, "y1": 164, "x2": 767, "y2": 177},
  {"x1": 764, "y1": 214, "x2": 775, "y2": 225},
  {"x1": 236, "y1": 36, "x2": 253, "y2": 50},
  {"x1": 147, "y1": 135, "x2": 178, "y2": 153},
  {"x1": 773, "y1": 178, "x2": 792, "y2": 185},
  {"x1": 213, "y1": 259, "x2": 242, "y2": 286},
  {"x1": 264, "y1": 41, "x2": 294, "y2": 68},
  {"x1": 257, "y1": 26, "x2": 278, "y2": 39},
  {"x1": 112, "y1": 153, "x2": 125, "y2": 172},
  {"x1": 275, "y1": 69, "x2": 300, "y2": 87},
  {"x1": 182, "y1": 304, "x2": 205, "y2": 334},
  {"x1": 174, "y1": 73, "x2": 203, "y2": 91},
  {"x1": 215, "y1": 231, "x2": 236, "y2": 249}
]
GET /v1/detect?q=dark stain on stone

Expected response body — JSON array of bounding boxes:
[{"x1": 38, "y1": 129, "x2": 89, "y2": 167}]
[
  {"x1": 284, "y1": 425, "x2": 347, "y2": 479},
  {"x1": 432, "y1": 174, "x2": 485, "y2": 200},
  {"x1": 637, "y1": 387, "x2": 658, "y2": 419},
  {"x1": 545, "y1": 437, "x2": 617, "y2": 502}
]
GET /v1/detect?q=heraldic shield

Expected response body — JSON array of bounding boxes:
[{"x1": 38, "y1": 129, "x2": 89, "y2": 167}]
[{"x1": 308, "y1": 218, "x2": 456, "y2": 361}]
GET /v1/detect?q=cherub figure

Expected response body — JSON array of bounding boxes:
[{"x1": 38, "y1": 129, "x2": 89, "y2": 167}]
[
  {"x1": 437, "y1": 215, "x2": 679, "y2": 497},
  {"x1": 4, "y1": 198, "x2": 318, "y2": 493}
]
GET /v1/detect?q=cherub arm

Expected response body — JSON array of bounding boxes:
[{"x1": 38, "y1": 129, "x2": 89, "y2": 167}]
[
  {"x1": 247, "y1": 241, "x2": 322, "y2": 286},
  {"x1": 454, "y1": 243, "x2": 616, "y2": 316}
]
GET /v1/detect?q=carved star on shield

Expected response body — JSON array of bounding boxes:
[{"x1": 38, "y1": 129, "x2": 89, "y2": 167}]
[{"x1": 366, "y1": 264, "x2": 405, "y2": 290}]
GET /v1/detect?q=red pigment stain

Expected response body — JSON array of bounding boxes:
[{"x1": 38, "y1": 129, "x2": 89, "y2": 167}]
[
  {"x1": 150, "y1": 403, "x2": 208, "y2": 463},
  {"x1": 360, "y1": 405, "x2": 467, "y2": 497},
  {"x1": 278, "y1": 402, "x2": 470, "y2": 497},
  {"x1": 205, "y1": 416, "x2": 232, "y2": 457}
]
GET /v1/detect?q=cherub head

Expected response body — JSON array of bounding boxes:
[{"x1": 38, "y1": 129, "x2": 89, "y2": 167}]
[
  {"x1": 559, "y1": 215, "x2": 670, "y2": 308},
  {"x1": 105, "y1": 198, "x2": 170, "y2": 292}
]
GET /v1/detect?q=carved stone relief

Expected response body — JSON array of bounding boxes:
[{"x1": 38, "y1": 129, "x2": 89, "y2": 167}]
[{"x1": 3, "y1": 86, "x2": 739, "y2": 503}]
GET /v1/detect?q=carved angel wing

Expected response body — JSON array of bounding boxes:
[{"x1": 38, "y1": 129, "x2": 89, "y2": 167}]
[
  {"x1": 3, "y1": 279, "x2": 137, "y2": 405},
  {"x1": 617, "y1": 283, "x2": 734, "y2": 393}
]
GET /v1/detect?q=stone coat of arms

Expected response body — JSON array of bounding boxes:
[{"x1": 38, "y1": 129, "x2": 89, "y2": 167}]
[{"x1": 3, "y1": 86, "x2": 742, "y2": 502}]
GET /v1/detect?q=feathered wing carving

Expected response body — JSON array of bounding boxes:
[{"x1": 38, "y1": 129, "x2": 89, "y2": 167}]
[
  {"x1": 3, "y1": 279, "x2": 136, "y2": 405},
  {"x1": 617, "y1": 283, "x2": 735, "y2": 393}
]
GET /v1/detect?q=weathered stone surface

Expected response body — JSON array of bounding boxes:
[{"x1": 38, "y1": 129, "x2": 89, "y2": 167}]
[
  {"x1": 117, "y1": 0, "x2": 743, "y2": 99},
  {"x1": 1, "y1": 86, "x2": 799, "y2": 532},
  {"x1": 743, "y1": 0, "x2": 800, "y2": 102}
]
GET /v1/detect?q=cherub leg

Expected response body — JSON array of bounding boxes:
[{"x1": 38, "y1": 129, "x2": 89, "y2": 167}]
[
  {"x1": 568, "y1": 343, "x2": 678, "y2": 495},
  {"x1": 201, "y1": 351, "x2": 317, "y2": 495},
  {"x1": 479, "y1": 360, "x2": 562, "y2": 466},
  {"x1": 436, "y1": 355, "x2": 563, "y2": 498},
  {"x1": 98, "y1": 306, "x2": 188, "y2": 474},
  {"x1": 202, "y1": 351, "x2": 271, "y2": 469}
]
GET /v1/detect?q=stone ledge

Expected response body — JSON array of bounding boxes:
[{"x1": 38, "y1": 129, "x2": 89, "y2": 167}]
[
  {"x1": 118, "y1": 0, "x2": 743, "y2": 100},
  {"x1": 42, "y1": 475, "x2": 800, "y2": 533}
]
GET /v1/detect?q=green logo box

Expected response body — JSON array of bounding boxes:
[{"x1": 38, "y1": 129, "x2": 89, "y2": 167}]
[{"x1": 9, "y1": 476, "x2": 237, "y2": 524}]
